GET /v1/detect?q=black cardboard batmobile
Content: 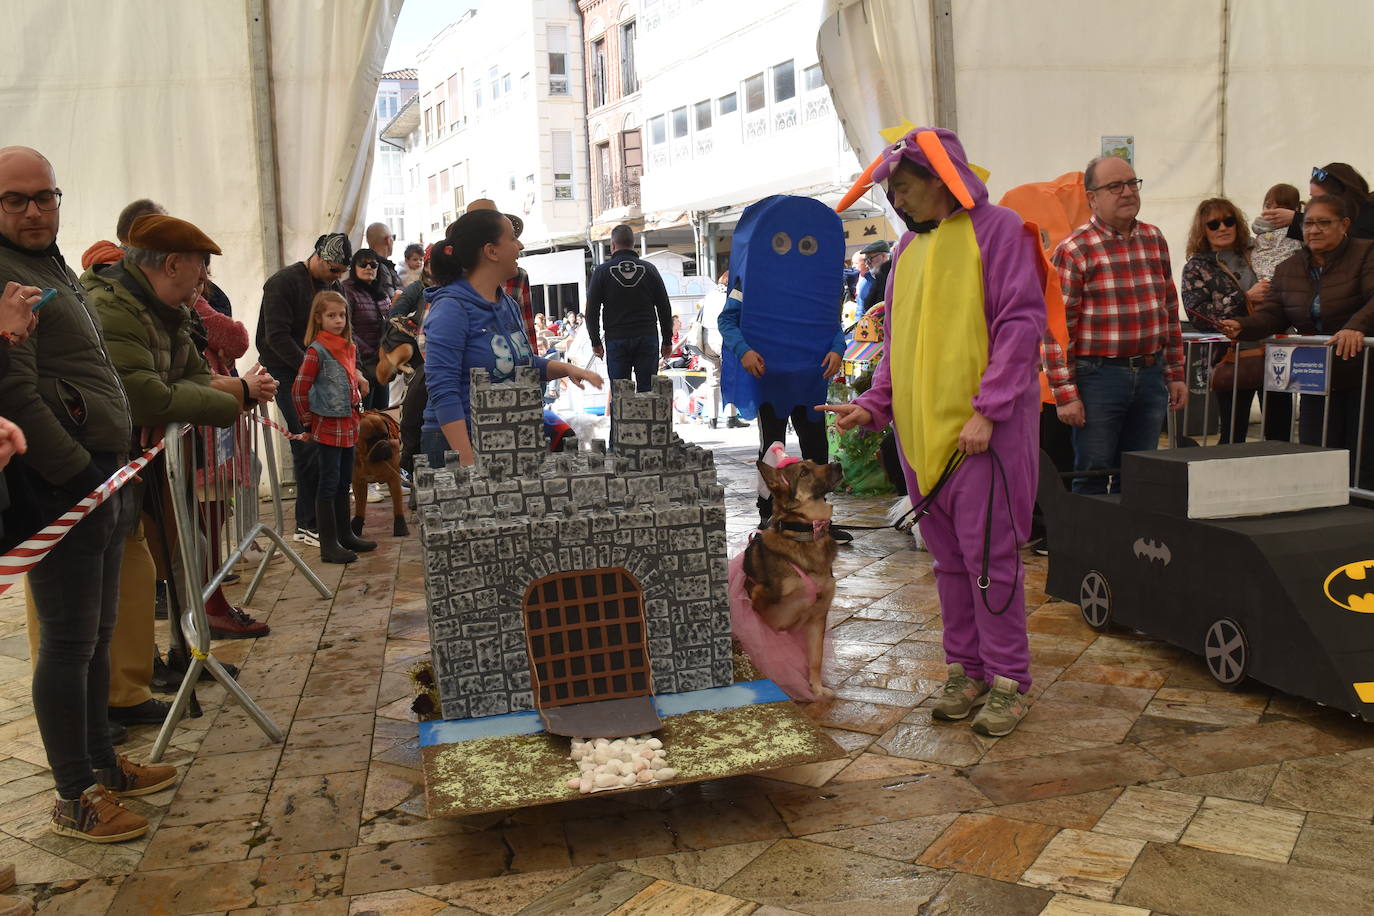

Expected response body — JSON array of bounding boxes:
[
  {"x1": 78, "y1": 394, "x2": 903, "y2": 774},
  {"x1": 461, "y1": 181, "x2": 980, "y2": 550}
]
[{"x1": 1038, "y1": 441, "x2": 1374, "y2": 719}]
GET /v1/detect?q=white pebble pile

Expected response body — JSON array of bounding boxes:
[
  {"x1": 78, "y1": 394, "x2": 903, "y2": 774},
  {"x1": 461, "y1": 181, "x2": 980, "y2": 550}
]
[{"x1": 564, "y1": 736, "x2": 677, "y2": 794}]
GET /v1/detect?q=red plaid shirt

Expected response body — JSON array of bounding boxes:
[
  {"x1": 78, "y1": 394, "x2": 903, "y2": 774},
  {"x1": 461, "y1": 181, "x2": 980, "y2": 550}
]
[
  {"x1": 505, "y1": 268, "x2": 536, "y2": 345},
  {"x1": 1045, "y1": 215, "x2": 1185, "y2": 405},
  {"x1": 292, "y1": 346, "x2": 360, "y2": 447}
]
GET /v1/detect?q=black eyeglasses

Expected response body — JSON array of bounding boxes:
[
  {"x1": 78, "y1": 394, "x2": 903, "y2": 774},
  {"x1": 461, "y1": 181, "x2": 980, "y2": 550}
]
[
  {"x1": 1087, "y1": 178, "x2": 1143, "y2": 196},
  {"x1": 356, "y1": 261, "x2": 378, "y2": 269},
  {"x1": 1205, "y1": 215, "x2": 1237, "y2": 231},
  {"x1": 0, "y1": 190, "x2": 62, "y2": 214},
  {"x1": 325, "y1": 263, "x2": 348, "y2": 274}
]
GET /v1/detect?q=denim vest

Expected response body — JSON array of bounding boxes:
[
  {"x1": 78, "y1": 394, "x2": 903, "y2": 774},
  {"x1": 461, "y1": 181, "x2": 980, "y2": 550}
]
[{"x1": 307, "y1": 341, "x2": 353, "y2": 417}]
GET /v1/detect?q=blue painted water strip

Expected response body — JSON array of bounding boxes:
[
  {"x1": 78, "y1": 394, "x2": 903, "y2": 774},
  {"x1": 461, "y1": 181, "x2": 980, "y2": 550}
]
[{"x1": 418, "y1": 679, "x2": 788, "y2": 747}]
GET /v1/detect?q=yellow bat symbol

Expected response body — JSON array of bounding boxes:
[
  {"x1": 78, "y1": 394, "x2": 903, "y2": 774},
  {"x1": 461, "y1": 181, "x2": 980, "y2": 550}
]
[
  {"x1": 1132, "y1": 538, "x2": 1171, "y2": 565},
  {"x1": 1324, "y1": 560, "x2": 1374, "y2": 613}
]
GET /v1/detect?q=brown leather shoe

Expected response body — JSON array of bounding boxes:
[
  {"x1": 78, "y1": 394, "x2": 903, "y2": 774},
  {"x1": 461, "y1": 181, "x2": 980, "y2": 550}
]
[
  {"x1": 50, "y1": 785, "x2": 147, "y2": 843},
  {"x1": 96, "y1": 755, "x2": 177, "y2": 797},
  {"x1": 207, "y1": 605, "x2": 270, "y2": 639}
]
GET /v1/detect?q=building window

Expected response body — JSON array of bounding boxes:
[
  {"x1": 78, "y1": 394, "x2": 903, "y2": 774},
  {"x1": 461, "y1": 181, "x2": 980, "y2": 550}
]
[
  {"x1": 648, "y1": 115, "x2": 665, "y2": 145},
  {"x1": 548, "y1": 25, "x2": 569, "y2": 95},
  {"x1": 620, "y1": 19, "x2": 638, "y2": 94},
  {"x1": 592, "y1": 37, "x2": 608, "y2": 108},
  {"x1": 671, "y1": 106, "x2": 688, "y2": 139},
  {"x1": 509, "y1": 175, "x2": 516, "y2": 191},
  {"x1": 772, "y1": 60, "x2": 795, "y2": 102},
  {"x1": 552, "y1": 130, "x2": 574, "y2": 199},
  {"x1": 439, "y1": 168, "x2": 451, "y2": 198},
  {"x1": 384, "y1": 205, "x2": 405, "y2": 242},
  {"x1": 743, "y1": 74, "x2": 765, "y2": 113},
  {"x1": 503, "y1": 73, "x2": 511, "y2": 94},
  {"x1": 434, "y1": 100, "x2": 445, "y2": 134},
  {"x1": 422, "y1": 107, "x2": 433, "y2": 142},
  {"x1": 490, "y1": 66, "x2": 500, "y2": 99},
  {"x1": 621, "y1": 129, "x2": 642, "y2": 178},
  {"x1": 718, "y1": 93, "x2": 737, "y2": 115},
  {"x1": 453, "y1": 184, "x2": 466, "y2": 212},
  {"x1": 475, "y1": 81, "x2": 482, "y2": 108},
  {"x1": 804, "y1": 63, "x2": 824, "y2": 91},
  {"x1": 447, "y1": 74, "x2": 461, "y2": 127},
  {"x1": 427, "y1": 174, "x2": 439, "y2": 207},
  {"x1": 693, "y1": 99, "x2": 712, "y2": 131}
]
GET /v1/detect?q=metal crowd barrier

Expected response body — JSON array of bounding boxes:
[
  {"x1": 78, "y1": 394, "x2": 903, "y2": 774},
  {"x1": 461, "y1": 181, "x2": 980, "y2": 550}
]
[
  {"x1": 149, "y1": 403, "x2": 333, "y2": 762},
  {"x1": 1179, "y1": 331, "x2": 1372, "y2": 499}
]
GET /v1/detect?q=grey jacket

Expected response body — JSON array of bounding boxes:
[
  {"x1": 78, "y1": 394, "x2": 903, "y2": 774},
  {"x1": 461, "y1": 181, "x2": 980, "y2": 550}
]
[{"x1": 0, "y1": 239, "x2": 132, "y2": 487}]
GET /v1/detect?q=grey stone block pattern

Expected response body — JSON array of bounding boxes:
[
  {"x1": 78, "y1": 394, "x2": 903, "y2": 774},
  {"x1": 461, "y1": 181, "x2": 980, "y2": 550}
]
[{"x1": 416, "y1": 370, "x2": 734, "y2": 720}]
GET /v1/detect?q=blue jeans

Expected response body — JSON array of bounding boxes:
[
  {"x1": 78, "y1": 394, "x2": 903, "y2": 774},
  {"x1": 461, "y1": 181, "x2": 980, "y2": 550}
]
[
  {"x1": 316, "y1": 444, "x2": 355, "y2": 500},
  {"x1": 1071, "y1": 358, "x2": 1169, "y2": 494},
  {"x1": 605, "y1": 335, "x2": 660, "y2": 393},
  {"x1": 267, "y1": 366, "x2": 318, "y2": 530}
]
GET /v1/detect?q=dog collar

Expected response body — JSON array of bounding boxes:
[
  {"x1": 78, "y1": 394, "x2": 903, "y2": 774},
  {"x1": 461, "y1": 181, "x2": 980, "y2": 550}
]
[{"x1": 777, "y1": 519, "x2": 831, "y2": 542}]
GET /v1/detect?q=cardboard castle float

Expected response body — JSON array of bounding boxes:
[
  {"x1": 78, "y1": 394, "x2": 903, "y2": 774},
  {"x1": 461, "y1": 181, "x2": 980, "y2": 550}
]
[{"x1": 411, "y1": 370, "x2": 841, "y2": 816}]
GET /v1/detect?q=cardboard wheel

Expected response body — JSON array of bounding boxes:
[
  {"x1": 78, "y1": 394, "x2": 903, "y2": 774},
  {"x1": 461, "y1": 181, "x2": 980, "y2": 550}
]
[
  {"x1": 1204, "y1": 617, "x2": 1249, "y2": 688},
  {"x1": 1078, "y1": 570, "x2": 1113, "y2": 631}
]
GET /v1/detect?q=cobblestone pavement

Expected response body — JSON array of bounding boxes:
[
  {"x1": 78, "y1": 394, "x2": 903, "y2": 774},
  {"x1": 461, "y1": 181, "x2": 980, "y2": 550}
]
[{"x1": 2, "y1": 422, "x2": 1373, "y2": 915}]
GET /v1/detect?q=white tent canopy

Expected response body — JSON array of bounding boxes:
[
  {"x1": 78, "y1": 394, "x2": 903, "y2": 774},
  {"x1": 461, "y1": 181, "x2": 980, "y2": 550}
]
[
  {"x1": 818, "y1": 0, "x2": 1374, "y2": 262},
  {"x1": 0, "y1": 0, "x2": 402, "y2": 365}
]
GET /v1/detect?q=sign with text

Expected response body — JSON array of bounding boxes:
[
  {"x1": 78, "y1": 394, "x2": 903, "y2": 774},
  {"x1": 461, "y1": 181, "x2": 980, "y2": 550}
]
[{"x1": 1265, "y1": 344, "x2": 1331, "y2": 394}]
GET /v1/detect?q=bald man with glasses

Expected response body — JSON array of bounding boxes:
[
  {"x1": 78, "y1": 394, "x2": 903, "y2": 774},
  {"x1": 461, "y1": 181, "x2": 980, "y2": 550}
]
[{"x1": 1044, "y1": 155, "x2": 1187, "y2": 494}]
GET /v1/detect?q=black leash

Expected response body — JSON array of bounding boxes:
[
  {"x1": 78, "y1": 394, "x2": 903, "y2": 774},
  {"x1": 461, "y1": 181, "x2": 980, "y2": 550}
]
[
  {"x1": 829, "y1": 446, "x2": 1020, "y2": 616},
  {"x1": 829, "y1": 450, "x2": 966, "y2": 531}
]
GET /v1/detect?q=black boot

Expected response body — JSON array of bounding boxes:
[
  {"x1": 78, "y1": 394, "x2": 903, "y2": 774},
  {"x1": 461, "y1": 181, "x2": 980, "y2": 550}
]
[
  {"x1": 335, "y1": 495, "x2": 376, "y2": 553},
  {"x1": 315, "y1": 499, "x2": 357, "y2": 564}
]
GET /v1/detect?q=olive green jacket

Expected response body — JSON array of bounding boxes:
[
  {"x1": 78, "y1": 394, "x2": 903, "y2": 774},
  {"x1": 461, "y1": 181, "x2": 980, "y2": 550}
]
[{"x1": 81, "y1": 261, "x2": 239, "y2": 429}]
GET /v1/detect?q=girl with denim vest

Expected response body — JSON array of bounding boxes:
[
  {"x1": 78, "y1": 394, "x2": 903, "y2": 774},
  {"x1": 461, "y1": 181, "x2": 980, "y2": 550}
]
[{"x1": 292, "y1": 290, "x2": 378, "y2": 563}]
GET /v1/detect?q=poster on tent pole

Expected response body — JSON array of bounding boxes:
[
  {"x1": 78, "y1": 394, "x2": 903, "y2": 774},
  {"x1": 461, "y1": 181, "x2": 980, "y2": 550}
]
[{"x1": 1100, "y1": 136, "x2": 1135, "y2": 167}]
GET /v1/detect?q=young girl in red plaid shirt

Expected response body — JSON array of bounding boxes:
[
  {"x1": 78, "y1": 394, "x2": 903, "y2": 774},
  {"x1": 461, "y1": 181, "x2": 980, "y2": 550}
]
[{"x1": 292, "y1": 291, "x2": 378, "y2": 564}]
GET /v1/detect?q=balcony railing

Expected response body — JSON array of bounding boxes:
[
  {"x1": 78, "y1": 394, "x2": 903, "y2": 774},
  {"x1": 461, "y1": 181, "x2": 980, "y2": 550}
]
[{"x1": 597, "y1": 173, "x2": 641, "y2": 213}]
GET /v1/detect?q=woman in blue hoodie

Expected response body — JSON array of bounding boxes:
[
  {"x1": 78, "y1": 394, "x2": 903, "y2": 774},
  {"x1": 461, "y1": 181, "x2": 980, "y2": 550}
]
[{"x1": 421, "y1": 210, "x2": 602, "y2": 467}]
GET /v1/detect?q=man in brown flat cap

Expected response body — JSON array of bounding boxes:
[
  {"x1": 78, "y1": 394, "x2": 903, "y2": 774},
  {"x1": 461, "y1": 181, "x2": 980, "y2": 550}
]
[{"x1": 82, "y1": 213, "x2": 275, "y2": 652}]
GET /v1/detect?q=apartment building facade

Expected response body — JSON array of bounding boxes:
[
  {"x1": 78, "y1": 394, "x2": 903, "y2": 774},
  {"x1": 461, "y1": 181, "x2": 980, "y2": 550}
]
[{"x1": 364, "y1": 69, "x2": 418, "y2": 245}]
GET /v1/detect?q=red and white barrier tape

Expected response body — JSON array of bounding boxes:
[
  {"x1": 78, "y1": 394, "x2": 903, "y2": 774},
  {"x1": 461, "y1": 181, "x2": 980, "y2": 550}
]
[
  {"x1": 0, "y1": 440, "x2": 166, "y2": 596},
  {"x1": 0, "y1": 412, "x2": 305, "y2": 596},
  {"x1": 251, "y1": 413, "x2": 310, "y2": 442}
]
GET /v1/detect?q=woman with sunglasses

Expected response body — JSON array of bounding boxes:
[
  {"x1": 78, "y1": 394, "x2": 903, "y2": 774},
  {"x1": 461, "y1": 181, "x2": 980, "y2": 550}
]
[
  {"x1": 343, "y1": 248, "x2": 391, "y2": 409},
  {"x1": 1181, "y1": 198, "x2": 1291, "y2": 443},
  {"x1": 1221, "y1": 194, "x2": 1374, "y2": 488},
  {"x1": 1262, "y1": 163, "x2": 1374, "y2": 242}
]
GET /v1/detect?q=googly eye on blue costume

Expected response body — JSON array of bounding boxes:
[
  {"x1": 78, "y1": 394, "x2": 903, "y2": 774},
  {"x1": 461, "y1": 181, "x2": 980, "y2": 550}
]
[{"x1": 721, "y1": 195, "x2": 845, "y2": 421}]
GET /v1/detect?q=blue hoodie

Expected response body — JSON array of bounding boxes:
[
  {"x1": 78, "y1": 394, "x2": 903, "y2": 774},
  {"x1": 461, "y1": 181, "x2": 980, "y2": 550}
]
[{"x1": 421, "y1": 279, "x2": 549, "y2": 431}]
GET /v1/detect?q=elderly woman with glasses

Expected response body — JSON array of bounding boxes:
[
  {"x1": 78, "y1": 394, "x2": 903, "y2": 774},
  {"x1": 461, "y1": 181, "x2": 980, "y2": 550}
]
[
  {"x1": 1181, "y1": 197, "x2": 1292, "y2": 443},
  {"x1": 343, "y1": 248, "x2": 391, "y2": 409},
  {"x1": 1221, "y1": 194, "x2": 1374, "y2": 488}
]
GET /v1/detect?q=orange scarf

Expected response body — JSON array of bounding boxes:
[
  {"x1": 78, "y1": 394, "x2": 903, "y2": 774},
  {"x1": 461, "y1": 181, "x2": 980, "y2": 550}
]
[{"x1": 314, "y1": 330, "x2": 358, "y2": 384}]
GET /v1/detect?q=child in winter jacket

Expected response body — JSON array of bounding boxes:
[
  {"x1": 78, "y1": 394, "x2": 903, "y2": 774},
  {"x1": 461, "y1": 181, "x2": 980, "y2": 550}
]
[{"x1": 292, "y1": 291, "x2": 378, "y2": 563}]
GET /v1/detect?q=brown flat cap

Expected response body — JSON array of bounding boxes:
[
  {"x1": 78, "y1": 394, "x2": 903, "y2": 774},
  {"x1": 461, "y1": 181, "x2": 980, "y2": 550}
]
[{"x1": 127, "y1": 213, "x2": 222, "y2": 255}]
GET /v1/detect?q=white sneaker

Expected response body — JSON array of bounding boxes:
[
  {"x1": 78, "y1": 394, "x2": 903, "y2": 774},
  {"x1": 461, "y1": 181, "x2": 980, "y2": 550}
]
[
  {"x1": 293, "y1": 526, "x2": 319, "y2": 548},
  {"x1": 366, "y1": 483, "x2": 384, "y2": 504}
]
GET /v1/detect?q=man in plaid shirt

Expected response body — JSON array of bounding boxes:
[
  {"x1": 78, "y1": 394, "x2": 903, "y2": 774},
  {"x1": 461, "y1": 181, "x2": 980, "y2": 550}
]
[{"x1": 1046, "y1": 155, "x2": 1186, "y2": 493}]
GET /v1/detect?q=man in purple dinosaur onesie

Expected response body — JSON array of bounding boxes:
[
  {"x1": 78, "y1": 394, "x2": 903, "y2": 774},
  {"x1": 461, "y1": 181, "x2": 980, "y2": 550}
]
[{"x1": 822, "y1": 127, "x2": 1047, "y2": 736}]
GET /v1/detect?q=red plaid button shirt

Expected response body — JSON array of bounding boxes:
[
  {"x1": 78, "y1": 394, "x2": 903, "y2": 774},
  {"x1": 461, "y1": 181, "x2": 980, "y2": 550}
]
[
  {"x1": 292, "y1": 346, "x2": 360, "y2": 447},
  {"x1": 504, "y1": 268, "x2": 536, "y2": 345},
  {"x1": 1044, "y1": 215, "x2": 1185, "y2": 405}
]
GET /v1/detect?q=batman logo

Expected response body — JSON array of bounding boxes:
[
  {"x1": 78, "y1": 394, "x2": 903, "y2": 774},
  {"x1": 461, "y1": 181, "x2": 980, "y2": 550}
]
[
  {"x1": 1323, "y1": 560, "x2": 1374, "y2": 614},
  {"x1": 1132, "y1": 538, "x2": 1171, "y2": 565}
]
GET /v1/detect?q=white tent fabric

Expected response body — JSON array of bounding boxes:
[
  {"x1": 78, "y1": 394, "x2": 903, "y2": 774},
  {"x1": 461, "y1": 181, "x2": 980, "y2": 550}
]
[
  {"x1": 818, "y1": 0, "x2": 1374, "y2": 267},
  {"x1": 0, "y1": 0, "x2": 401, "y2": 366}
]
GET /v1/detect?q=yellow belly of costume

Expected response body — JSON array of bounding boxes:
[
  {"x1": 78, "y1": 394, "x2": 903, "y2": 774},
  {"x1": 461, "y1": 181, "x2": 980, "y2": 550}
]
[{"x1": 888, "y1": 213, "x2": 989, "y2": 489}]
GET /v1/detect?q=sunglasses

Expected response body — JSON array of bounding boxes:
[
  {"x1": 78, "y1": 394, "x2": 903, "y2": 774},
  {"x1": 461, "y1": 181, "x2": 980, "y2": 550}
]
[
  {"x1": 1205, "y1": 215, "x2": 1237, "y2": 231},
  {"x1": 356, "y1": 261, "x2": 378, "y2": 269}
]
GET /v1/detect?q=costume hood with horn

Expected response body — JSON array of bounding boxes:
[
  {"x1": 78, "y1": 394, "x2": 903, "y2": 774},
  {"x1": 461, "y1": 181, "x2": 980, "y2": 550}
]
[{"x1": 841, "y1": 125, "x2": 1047, "y2": 697}]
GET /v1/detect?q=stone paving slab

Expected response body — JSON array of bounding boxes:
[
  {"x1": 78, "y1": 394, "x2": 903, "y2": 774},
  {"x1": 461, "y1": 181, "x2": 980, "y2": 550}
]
[{"x1": 0, "y1": 421, "x2": 1372, "y2": 914}]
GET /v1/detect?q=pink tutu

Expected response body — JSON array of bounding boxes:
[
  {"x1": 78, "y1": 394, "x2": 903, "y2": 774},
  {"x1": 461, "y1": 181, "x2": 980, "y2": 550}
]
[{"x1": 728, "y1": 548, "x2": 828, "y2": 701}]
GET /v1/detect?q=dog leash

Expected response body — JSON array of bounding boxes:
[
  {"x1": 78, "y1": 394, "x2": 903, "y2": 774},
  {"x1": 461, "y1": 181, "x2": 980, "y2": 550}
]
[
  {"x1": 829, "y1": 447, "x2": 1019, "y2": 616},
  {"x1": 830, "y1": 450, "x2": 966, "y2": 531}
]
